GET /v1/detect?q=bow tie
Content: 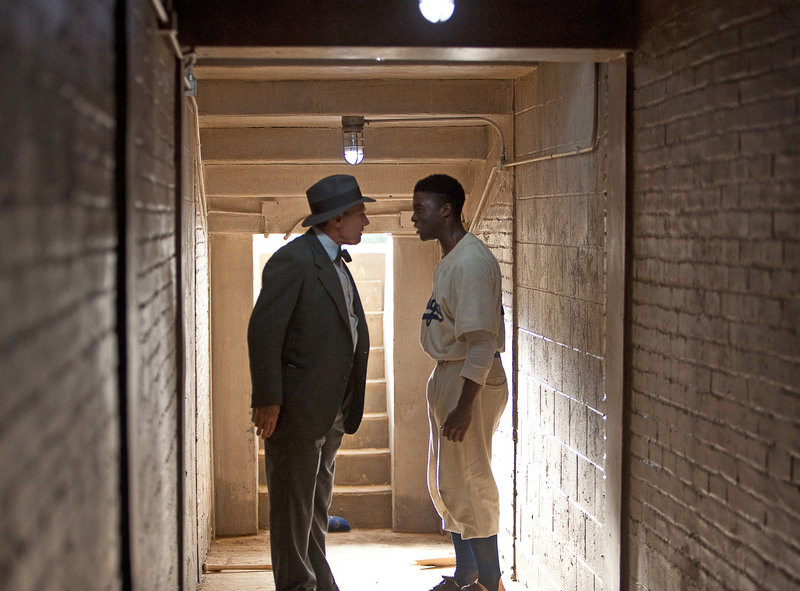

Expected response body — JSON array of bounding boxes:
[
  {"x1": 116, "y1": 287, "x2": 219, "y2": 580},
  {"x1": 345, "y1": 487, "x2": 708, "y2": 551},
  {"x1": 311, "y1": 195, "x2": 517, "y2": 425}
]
[{"x1": 335, "y1": 249, "x2": 351, "y2": 263}]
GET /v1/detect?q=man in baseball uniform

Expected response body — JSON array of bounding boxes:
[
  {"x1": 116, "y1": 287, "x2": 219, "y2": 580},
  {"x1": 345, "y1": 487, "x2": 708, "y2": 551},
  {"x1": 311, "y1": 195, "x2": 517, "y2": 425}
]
[{"x1": 411, "y1": 174, "x2": 508, "y2": 591}]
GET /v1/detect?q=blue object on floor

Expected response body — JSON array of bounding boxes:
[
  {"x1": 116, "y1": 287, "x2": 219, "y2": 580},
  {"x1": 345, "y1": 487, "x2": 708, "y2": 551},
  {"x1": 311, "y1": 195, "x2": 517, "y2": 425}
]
[{"x1": 328, "y1": 515, "x2": 351, "y2": 532}]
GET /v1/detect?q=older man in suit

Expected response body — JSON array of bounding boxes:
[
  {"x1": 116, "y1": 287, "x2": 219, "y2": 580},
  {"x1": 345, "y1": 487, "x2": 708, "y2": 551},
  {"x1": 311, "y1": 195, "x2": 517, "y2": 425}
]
[{"x1": 248, "y1": 174, "x2": 373, "y2": 591}]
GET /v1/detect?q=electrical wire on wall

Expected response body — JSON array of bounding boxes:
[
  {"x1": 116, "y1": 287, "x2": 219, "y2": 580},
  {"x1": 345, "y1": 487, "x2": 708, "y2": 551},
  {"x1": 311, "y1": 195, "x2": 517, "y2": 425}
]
[{"x1": 148, "y1": 0, "x2": 207, "y2": 221}]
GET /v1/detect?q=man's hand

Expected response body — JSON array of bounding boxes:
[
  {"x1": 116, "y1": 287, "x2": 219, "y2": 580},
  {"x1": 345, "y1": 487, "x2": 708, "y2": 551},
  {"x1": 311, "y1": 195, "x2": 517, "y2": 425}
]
[
  {"x1": 441, "y1": 403, "x2": 473, "y2": 443},
  {"x1": 440, "y1": 377, "x2": 482, "y2": 443},
  {"x1": 253, "y1": 405, "x2": 280, "y2": 439}
]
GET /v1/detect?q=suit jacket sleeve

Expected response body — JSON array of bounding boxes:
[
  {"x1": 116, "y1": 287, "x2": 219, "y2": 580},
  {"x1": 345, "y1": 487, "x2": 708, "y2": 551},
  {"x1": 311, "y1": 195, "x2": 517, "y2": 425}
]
[{"x1": 247, "y1": 246, "x2": 304, "y2": 408}]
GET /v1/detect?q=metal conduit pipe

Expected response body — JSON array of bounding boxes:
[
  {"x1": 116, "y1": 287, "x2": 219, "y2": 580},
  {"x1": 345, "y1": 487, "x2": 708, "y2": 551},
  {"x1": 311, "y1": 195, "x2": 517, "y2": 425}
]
[
  {"x1": 502, "y1": 62, "x2": 601, "y2": 169},
  {"x1": 365, "y1": 116, "x2": 508, "y2": 233},
  {"x1": 150, "y1": 0, "x2": 188, "y2": 64},
  {"x1": 280, "y1": 116, "x2": 508, "y2": 238},
  {"x1": 147, "y1": 0, "x2": 207, "y2": 221},
  {"x1": 144, "y1": 0, "x2": 204, "y2": 215},
  {"x1": 284, "y1": 218, "x2": 305, "y2": 240},
  {"x1": 150, "y1": 0, "x2": 168, "y2": 23},
  {"x1": 366, "y1": 116, "x2": 506, "y2": 167},
  {"x1": 271, "y1": 69, "x2": 601, "y2": 236},
  {"x1": 187, "y1": 94, "x2": 208, "y2": 220},
  {"x1": 468, "y1": 64, "x2": 600, "y2": 230},
  {"x1": 468, "y1": 166, "x2": 498, "y2": 232}
]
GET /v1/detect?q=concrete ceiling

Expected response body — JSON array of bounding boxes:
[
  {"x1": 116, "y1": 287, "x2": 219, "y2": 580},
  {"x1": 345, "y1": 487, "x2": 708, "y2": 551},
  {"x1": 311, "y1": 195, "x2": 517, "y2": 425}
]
[
  {"x1": 183, "y1": 2, "x2": 634, "y2": 235},
  {"x1": 193, "y1": 51, "x2": 528, "y2": 235}
]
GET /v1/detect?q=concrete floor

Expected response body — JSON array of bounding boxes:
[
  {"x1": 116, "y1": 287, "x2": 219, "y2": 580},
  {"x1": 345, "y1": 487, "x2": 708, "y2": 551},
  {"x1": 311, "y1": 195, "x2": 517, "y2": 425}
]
[{"x1": 197, "y1": 528, "x2": 458, "y2": 591}]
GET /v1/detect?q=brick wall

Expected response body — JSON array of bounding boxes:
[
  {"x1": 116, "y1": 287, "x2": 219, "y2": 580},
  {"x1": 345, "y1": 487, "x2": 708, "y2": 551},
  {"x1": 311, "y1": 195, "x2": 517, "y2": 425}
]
[
  {"x1": 472, "y1": 169, "x2": 516, "y2": 573},
  {"x1": 181, "y1": 96, "x2": 213, "y2": 586},
  {"x1": 124, "y1": 1, "x2": 180, "y2": 588},
  {"x1": 193, "y1": 185, "x2": 213, "y2": 577},
  {"x1": 629, "y1": 0, "x2": 800, "y2": 588},
  {"x1": 0, "y1": 1, "x2": 121, "y2": 590},
  {"x1": 511, "y1": 62, "x2": 612, "y2": 590}
]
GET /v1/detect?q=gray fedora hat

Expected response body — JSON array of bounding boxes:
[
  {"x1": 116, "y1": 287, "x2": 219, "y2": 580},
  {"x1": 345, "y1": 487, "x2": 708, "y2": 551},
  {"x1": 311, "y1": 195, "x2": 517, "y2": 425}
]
[{"x1": 302, "y1": 174, "x2": 375, "y2": 227}]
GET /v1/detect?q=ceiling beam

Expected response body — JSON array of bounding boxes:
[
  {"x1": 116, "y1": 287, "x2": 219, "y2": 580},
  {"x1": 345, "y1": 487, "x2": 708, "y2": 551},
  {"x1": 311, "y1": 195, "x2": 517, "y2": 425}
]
[
  {"x1": 206, "y1": 196, "x2": 414, "y2": 216},
  {"x1": 193, "y1": 62, "x2": 537, "y2": 81},
  {"x1": 203, "y1": 162, "x2": 478, "y2": 198},
  {"x1": 196, "y1": 79, "x2": 513, "y2": 119},
  {"x1": 207, "y1": 210, "x2": 419, "y2": 236},
  {"x1": 199, "y1": 126, "x2": 489, "y2": 163}
]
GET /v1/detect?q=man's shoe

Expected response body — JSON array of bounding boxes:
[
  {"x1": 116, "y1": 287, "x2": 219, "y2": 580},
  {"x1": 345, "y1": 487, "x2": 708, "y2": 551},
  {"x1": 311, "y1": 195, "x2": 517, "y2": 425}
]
[
  {"x1": 327, "y1": 515, "x2": 351, "y2": 532},
  {"x1": 428, "y1": 576, "x2": 462, "y2": 591},
  {"x1": 460, "y1": 584, "x2": 489, "y2": 591}
]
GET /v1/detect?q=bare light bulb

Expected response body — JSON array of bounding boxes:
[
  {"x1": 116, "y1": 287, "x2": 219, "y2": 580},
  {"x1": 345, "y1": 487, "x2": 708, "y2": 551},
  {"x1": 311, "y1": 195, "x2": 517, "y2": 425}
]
[
  {"x1": 343, "y1": 144, "x2": 364, "y2": 165},
  {"x1": 419, "y1": 0, "x2": 455, "y2": 23}
]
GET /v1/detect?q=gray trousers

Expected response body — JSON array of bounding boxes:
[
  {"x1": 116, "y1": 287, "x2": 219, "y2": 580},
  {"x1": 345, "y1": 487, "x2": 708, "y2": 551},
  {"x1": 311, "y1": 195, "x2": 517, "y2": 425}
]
[{"x1": 264, "y1": 424, "x2": 344, "y2": 591}]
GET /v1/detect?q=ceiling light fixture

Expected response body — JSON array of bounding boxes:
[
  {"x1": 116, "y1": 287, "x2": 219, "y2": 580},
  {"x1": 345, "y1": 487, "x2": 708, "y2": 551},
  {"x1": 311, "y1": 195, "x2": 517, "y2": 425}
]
[
  {"x1": 339, "y1": 114, "x2": 507, "y2": 168},
  {"x1": 341, "y1": 116, "x2": 365, "y2": 165},
  {"x1": 419, "y1": 0, "x2": 455, "y2": 23}
]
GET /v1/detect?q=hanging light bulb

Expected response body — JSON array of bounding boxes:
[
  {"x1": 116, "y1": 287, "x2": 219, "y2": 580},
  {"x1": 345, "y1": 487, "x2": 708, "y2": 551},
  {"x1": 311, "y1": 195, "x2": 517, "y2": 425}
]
[
  {"x1": 341, "y1": 116, "x2": 365, "y2": 165},
  {"x1": 419, "y1": 0, "x2": 455, "y2": 23}
]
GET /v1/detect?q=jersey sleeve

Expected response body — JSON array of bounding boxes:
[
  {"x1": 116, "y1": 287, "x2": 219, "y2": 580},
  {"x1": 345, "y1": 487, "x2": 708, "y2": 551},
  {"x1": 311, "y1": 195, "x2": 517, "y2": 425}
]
[
  {"x1": 460, "y1": 330, "x2": 497, "y2": 385},
  {"x1": 450, "y1": 255, "x2": 501, "y2": 340}
]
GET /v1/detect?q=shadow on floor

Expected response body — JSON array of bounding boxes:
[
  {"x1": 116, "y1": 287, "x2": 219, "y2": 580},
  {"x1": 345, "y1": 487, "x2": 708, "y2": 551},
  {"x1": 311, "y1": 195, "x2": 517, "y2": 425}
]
[{"x1": 197, "y1": 528, "x2": 456, "y2": 591}]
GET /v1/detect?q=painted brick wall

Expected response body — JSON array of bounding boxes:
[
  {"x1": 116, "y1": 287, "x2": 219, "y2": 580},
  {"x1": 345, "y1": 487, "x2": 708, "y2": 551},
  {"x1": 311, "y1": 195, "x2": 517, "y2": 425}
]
[
  {"x1": 472, "y1": 170, "x2": 516, "y2": 574},
  {"x1": 181, "y1": 97, "x2": 213, "y2": 587},
  {"x1": 512, "y1": 62, "x2": 611, "y2": 590},
  {"x1": 629, "y1": 0, "x2": 800, "y2": 589},
  {"x1": 0, "y1": 1, "x2": 121, "y2": 590},
  {"x1": 124, "y1": 0, "x2": 181, "y2": 587},
  {"x1": 193, "y1": 185, "x2": 213, "y2": 573}
]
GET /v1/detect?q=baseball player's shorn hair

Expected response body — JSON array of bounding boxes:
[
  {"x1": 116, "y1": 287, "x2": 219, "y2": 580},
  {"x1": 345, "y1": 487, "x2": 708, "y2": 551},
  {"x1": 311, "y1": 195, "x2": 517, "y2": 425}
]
[{"x1": 414, "y1": 174, "x2": 466, "y2": 217}]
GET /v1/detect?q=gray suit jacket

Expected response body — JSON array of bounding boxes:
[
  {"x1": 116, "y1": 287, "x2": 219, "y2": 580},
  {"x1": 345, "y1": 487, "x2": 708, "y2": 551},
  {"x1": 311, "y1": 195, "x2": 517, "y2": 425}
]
[{"x1": 247, "y1": 230, "x2": 369, "y2": 438}]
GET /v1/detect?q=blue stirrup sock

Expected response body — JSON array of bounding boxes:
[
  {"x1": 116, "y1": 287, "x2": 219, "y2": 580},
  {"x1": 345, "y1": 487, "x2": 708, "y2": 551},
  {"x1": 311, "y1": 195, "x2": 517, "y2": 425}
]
[{"x1": 450, "y1": 532, "x2": 501, "y2": 591}]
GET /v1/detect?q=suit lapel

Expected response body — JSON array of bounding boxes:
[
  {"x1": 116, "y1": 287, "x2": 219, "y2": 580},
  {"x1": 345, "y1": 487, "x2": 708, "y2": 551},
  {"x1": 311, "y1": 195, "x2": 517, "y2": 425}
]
[{"x1": 304, "y1": 231, "x2": 351, "y2": 330}]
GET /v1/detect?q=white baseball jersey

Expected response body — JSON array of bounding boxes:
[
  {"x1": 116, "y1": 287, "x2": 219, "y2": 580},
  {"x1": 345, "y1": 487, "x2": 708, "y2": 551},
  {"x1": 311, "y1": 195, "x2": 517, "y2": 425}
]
[{"x1": 421, "y1": 233, "x2": 504, "y2": 360}]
